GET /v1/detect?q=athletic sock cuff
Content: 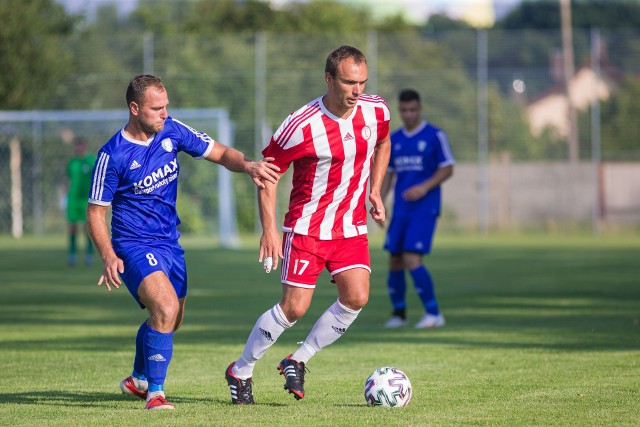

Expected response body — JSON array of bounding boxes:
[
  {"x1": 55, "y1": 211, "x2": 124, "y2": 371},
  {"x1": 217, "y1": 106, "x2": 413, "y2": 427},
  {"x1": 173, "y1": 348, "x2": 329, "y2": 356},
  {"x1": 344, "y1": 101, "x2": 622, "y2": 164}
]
[
  {"x1": 146, "y1": 326, "x2": 174, "y2": 348},
  {"x1": 332, "y1": 299, "x2": 361, "y2": 325},
  {"x1": 274, "y1": 303, "x2": 296, "y2": 328},
  {"x1": 409, "y1": 265, "x2": 426, "y2": 274}
]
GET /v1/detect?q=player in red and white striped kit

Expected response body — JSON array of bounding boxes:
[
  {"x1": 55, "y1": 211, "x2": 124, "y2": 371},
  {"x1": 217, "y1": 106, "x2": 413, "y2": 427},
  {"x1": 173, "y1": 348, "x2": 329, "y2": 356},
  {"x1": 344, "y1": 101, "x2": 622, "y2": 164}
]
[{"x1": 225, "y1": 45, "x2": 391, "y2": 404}]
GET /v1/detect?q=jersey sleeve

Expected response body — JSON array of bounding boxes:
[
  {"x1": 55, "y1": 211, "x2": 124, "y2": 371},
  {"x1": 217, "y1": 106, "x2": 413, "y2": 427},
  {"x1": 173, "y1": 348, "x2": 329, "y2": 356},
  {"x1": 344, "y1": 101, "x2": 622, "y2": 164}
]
[
  {"x1": 172, "y1": 118, "x2": 214, "y2": 159},
  {"x1": 376, "y1": 99, "x2": 391, "y2": 142},
  {"x1": 261, "y1": 112, "x2": 308, "y2": 173},
  {"x1": 261, "y1": 136, "x2": 305, "y2": 174},
  {"x1": 378, "y1": 117, "x2": 390, "y2": 142},
  {"x1": 89, "y1": 148, "x2": 119, "y2": 206},
  {"x1": 435, "y1": 129, "x2": 455, "y2": 168}
]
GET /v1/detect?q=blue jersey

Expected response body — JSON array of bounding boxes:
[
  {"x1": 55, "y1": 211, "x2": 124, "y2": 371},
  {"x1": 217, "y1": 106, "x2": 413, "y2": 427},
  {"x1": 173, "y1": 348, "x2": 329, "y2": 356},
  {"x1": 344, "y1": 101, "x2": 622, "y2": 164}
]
[
  {"x1": 388, "y1": 121, "x2": 454, "y2": 216},
  {"x1": 89, "y1": 117, "x2": 214, "y2": 246}
]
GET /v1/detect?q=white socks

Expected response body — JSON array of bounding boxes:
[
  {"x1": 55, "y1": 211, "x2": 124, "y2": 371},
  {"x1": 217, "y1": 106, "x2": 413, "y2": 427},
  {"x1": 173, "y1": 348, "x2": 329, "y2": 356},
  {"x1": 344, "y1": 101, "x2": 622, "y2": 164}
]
[
  {"x1": 232, "y1": 299, "x2": 361, "y2": 378},
  {"x1": 232, "y1": 303, "x2": 294, "y2": 379},
  {"x1": 291, "y1": 299, "x2": 361, "y2": 364}
]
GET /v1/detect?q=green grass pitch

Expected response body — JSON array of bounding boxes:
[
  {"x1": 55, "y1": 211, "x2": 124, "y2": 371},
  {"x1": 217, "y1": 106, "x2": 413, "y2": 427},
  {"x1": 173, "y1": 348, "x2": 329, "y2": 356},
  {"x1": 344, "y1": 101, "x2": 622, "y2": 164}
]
[{"x1": 0, "y1": 234, "x2": 638, "y2": 426}]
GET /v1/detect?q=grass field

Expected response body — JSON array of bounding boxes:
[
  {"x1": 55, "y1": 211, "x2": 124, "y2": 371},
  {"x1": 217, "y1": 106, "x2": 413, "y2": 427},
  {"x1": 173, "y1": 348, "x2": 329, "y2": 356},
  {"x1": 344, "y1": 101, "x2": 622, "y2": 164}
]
[{"x1": 0, "y1": 234, "x2": 638, "y2": 426}]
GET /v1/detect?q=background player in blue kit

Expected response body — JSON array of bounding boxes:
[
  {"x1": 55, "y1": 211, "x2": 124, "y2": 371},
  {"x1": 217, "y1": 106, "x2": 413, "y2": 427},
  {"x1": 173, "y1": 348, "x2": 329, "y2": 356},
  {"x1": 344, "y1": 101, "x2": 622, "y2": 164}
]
[
  {"x1": 380, "y1": 89, "x2": 454, "y2": 329},
  {"x1": 86, "y1": 75, "x2": 280, "y2": 410}
]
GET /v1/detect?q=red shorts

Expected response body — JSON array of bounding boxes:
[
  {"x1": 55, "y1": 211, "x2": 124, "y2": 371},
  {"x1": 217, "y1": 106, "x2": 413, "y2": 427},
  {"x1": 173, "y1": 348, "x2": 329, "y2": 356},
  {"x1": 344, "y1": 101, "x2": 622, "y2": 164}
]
[{"x1": 280, "y1": 232, "x2": 370, "y2": 289}]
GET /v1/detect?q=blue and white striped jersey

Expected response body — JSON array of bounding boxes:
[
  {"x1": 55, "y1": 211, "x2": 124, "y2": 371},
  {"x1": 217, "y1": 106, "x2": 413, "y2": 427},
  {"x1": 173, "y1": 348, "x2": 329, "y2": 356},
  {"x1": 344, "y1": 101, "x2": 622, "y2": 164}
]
[
  {"x1": 89, "y1": 117, "x2": 213, "y2": 245},
  {"x1": 388, "y1": 121, "x2": 454, "y2": 217}
]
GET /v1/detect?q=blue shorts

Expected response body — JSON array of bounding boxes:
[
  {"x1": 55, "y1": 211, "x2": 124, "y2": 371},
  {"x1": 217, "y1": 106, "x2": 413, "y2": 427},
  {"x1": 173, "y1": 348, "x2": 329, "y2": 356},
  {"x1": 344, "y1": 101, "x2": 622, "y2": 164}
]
[
  {"x1": 384, "y1": 214, "x2": 438, "y2": 255},
  {"x1": 114, "y1": 242, "x2": 187, "y2": 309}
]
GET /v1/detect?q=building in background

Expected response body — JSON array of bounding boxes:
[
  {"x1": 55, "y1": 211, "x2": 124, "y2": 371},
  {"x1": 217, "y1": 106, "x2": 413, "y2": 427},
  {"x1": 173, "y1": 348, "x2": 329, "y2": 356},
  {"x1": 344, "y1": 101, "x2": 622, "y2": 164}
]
[{"x1": 527, "y1": 45, "x2": 623, "y2": 139}]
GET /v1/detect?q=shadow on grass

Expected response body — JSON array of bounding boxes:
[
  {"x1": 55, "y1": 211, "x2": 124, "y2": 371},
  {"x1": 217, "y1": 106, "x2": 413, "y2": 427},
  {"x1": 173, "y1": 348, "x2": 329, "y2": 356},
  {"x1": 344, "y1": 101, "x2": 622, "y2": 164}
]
[
  {"x1": 0, "y1": 391, "x2": 199, "y2": 407},
  {"x1": 0, "y1": 390, "x2": 284, "y2": 407},
  {"x1": 2, "y1": 246, "x2": 639, "y2": 354}
]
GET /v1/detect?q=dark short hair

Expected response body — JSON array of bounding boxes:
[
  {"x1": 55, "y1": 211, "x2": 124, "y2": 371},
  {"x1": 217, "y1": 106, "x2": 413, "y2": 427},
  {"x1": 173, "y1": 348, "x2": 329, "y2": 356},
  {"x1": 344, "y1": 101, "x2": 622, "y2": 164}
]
[
  {"x1": 325, "y1": 45, "x2": 367, "y2": 78},
  {"x1": 399, "y1": 89, "x2": 421, "y2": 103},
  {"x1": 126, "y1": 75, "x2": 165, "y2": 107}
]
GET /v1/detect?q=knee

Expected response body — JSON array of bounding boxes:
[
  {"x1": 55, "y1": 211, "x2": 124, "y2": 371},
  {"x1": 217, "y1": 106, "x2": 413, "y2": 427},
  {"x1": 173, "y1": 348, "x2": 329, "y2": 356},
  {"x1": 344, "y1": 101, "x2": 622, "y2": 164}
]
[
  {"x1": 389, "y1": 255, "x2": 403, "y2": 271},
  {"x1": 340, "y1": 293, "x2": 368, "y2": 311},
  {"x1": 402, "y1": 257, "x2": 422, "y2": 271},
  {"x1": 279, "y1": 302, "x2": 307, "y2": 323},
  {"x1": 150, "y1": 301, "x2": 180, "y2": 332}
]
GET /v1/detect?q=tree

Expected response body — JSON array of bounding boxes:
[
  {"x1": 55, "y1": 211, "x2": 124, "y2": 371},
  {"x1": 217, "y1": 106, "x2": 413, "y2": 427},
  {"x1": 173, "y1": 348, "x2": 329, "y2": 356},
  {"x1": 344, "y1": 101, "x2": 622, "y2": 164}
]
[
  {"x1": 0, "y1": 0, "x2": 75, "y2": 109},
  {"x1": 499, "y1": 0, "x2": 640, "y2": 30},
  {"x1": 579, "y1": 76, "x2": 640, "y2": 160}
]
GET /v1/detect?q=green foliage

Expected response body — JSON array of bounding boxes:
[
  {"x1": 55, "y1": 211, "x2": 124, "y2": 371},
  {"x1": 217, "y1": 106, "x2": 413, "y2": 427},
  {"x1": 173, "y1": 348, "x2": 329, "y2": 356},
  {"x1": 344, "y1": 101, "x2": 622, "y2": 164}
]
[
  {"x1": 487, "y1": 84, "x2": 535, "y2": 159},
  {"x1": 423, "y1": 13, "x2": 473, "y2": 33},
  {"x1": 45, "y1": 3, "x2": 148, "y2": 110},
  {"x1": 9, "y1": 0, "x2": 640, "y2": 234},
  {"x1": 274, "y1": 0, "x2": 370, "y2": 34},
  {"x1": 600, "y1": 77, "x2": 640, "y2": 158},
  {"x1": 176, "y1": 188, "x2": 206, "y2": 234},
  {"x1": 0, "y1": 0, "x2": 75, "y2": 109},
  {"x1": 376, "y1": 31, "x2": 478, "y2": 160},
  {"x1": 499, "y1": 0, "x2": 640, "y2": 30},
  {"x1": 182, "y1": 0, "x2": 282, "y2": 33},
  {"x1": 579, "y1": 76, "x2": 640, "y2": 160}
]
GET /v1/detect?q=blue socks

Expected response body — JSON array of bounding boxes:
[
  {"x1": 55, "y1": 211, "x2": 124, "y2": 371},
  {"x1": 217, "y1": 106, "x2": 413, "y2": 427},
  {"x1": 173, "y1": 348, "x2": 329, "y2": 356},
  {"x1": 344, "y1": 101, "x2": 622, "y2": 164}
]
[
  {"x1": 387, "y1": 270, "x2": 407, "y2": 312},
  {"x1": 143, "y1": 325, "x2": 173, "y2": 392},
  {"x1": 132, "y1": 320, "x2": 148, "y2": 381},
  {"x1": 410, "y1": 265, "x2": 440, "y2": 315}
]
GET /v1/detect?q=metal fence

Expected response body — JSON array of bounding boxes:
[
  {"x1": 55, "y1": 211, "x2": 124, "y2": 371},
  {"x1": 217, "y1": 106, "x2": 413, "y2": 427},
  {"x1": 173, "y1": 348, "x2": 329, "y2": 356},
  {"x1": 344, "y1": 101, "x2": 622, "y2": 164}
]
[{"x1": 1, "y1": 28, "x2": 639, "y2": 237}]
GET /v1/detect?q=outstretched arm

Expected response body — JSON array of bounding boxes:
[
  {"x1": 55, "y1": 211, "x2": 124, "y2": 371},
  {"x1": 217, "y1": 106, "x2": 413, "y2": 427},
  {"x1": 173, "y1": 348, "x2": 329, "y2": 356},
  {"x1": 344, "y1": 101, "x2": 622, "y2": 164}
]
[{"x1": 205, "y1": 142, "x2": 280, "y2": 188}]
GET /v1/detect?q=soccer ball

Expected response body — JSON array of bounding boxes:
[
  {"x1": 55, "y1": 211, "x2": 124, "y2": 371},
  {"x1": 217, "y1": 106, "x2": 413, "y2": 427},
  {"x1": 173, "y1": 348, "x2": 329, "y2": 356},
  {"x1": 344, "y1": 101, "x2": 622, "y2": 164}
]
[{"x1": 364, "y1": 367, "x2": 412, "y2": 407}]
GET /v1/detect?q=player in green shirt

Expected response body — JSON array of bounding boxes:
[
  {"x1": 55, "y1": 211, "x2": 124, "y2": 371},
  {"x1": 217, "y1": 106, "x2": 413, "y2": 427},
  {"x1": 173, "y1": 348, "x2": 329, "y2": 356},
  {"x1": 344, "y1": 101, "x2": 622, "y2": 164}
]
[{"x1": 67, "y1": 138, "x2": 96, "y2": 266}]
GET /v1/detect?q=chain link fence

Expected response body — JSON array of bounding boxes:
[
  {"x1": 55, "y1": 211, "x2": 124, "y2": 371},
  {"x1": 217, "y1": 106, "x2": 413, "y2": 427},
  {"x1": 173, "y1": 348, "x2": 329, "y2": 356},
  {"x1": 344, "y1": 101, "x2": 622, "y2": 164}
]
[{"x1": 1, "y1": 28, "x2": 639, "y2": 237}]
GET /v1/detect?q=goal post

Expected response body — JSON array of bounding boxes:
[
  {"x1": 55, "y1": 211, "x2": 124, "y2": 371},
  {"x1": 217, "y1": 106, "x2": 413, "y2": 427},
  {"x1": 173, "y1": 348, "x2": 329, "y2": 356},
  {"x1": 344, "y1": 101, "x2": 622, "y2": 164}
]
[{"x1": 0, "y1": 109, "x2": 240, "y2": 247}]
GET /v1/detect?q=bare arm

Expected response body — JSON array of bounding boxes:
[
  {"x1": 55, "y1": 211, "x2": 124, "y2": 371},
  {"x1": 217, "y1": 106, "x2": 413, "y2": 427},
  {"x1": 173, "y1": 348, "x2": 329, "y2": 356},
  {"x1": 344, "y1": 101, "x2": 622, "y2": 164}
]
[
  {"x1": 402, "y1": 164, "x2": 454, "y2": 201},
  {"x1": 86, "y1": 203, "x2": 124, "y2": 291},
  {"x1": 368, "y1": 135, "x2": 391, "y2": 223},
  {"x1": 205, "y1": 142, "x2": 280, "y2": 188},
  {"x1": 257, "y1": 178, "x2": 283, "y2": 272}
]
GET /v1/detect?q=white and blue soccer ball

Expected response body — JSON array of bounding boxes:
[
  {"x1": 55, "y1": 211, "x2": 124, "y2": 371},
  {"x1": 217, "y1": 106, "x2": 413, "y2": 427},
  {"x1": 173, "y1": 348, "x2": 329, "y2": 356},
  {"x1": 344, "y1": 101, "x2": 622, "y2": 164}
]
[{"x1": 364, "y1": 367, "x2": 412, "y2": 407}]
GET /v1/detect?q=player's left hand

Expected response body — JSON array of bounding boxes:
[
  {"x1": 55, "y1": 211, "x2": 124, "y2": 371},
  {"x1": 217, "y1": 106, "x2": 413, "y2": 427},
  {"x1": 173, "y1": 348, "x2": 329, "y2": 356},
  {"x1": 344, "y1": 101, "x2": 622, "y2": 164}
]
[
  {"x1": 368, "y1": 192, "x2": 386, "y2": 223},
  {"x1": 402, "y1": 183, "x2": 428, "y2": 201},
  {"x1": 247, "y1": 157, "x2": 280, "y2": 189}
]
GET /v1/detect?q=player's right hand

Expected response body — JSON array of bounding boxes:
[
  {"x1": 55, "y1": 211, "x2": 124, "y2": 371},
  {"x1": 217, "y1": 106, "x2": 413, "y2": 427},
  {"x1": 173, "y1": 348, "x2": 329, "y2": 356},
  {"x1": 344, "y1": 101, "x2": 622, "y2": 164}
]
[
  {"x1": 259, "y1": 230, "x2": 282, "y2": 274},
  {"x1": 98, "y1": 255, "x2": 124, "y2": 291},
  {"x1": 248, "y1": 157, "x2": 281, "y2": 188}
]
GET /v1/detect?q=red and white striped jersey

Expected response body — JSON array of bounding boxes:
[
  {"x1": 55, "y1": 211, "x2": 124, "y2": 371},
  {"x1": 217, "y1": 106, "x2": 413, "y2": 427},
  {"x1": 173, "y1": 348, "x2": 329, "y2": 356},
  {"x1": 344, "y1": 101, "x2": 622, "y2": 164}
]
[{"x1": 262, "y1": 94, "x2": 390, "y2": 240}]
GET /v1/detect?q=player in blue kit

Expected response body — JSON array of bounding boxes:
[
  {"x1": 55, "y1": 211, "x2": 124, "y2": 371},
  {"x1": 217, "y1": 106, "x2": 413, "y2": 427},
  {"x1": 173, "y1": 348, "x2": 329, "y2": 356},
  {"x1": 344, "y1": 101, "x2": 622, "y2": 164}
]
[
  {"x1": 380, "y1": 89, "x2": 454, "y2": 329},
  {"x1": 86, "y1": 75, "x2": 280, "y2": 410}
]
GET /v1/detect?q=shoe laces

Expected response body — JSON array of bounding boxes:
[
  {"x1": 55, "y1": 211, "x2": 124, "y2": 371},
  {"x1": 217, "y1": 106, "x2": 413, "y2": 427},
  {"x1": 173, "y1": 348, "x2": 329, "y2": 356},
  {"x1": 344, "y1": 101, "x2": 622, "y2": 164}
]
[
  {"x1": 289, "y1": 361, "x2": 309, "y2": 386},
  {"x1": 237, "y1": 377, "x2": 254, "y2": 402},
  {"x1": 148, "y1": 395, "x2": 169, "y2": 406}
]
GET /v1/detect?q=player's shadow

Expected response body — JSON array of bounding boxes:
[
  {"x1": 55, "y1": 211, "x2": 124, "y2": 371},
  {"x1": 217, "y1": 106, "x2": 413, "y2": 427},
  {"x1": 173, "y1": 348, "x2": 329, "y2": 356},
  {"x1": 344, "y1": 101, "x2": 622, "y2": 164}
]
[
  {"x1": 0, "y1": 390, "x2": 195, "y2": 407},
  {"x1": 0, "y1": 391, "x2": 287, "y2": 407}
]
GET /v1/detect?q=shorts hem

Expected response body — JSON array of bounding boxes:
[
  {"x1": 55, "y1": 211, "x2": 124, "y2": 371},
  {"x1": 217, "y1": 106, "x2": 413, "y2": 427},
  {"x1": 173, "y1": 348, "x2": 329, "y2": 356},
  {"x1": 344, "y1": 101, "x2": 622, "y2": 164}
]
[
  {"x1": 282, "y1": 280, "x2": 316, "y2": 289},
  {"x1": 330, "y1": 264, "x2": 371, "y2": 276}
]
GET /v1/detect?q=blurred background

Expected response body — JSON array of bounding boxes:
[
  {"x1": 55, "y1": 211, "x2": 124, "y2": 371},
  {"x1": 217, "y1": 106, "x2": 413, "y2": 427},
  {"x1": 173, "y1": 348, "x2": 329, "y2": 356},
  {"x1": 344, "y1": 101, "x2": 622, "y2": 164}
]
[{"x1": 1, "y1": 0, "x2": 639, "y2": 242}]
